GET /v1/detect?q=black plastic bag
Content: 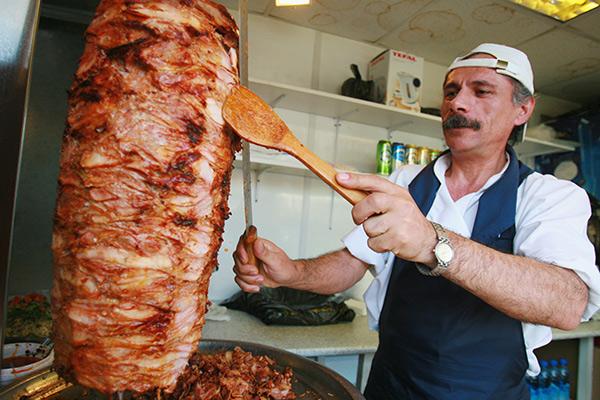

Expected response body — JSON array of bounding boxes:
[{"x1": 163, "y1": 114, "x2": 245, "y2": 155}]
[{"x1": 222, "y1": 287, "x2": 355, "y2": 326}]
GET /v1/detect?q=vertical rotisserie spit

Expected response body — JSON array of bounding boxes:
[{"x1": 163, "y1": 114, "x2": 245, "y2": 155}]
[{"x1": 51, "y1": 0, "x2": 239, "y2": 394}]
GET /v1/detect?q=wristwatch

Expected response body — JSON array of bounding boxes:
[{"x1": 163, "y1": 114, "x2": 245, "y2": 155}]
[{"x1": 417, "y1": 222, "x2": 454, "y2": 277}]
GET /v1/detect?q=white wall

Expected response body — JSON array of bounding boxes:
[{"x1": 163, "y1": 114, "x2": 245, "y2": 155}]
[{"x1": 208, "y1": 11, "x2": 581, "y2": 303}]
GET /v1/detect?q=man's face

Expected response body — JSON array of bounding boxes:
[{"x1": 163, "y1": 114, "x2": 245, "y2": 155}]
[{"x1": 441, "y1": 56, "x2": 531, "y2": 156}]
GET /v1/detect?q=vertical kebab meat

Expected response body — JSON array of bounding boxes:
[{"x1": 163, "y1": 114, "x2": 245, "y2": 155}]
[{"x1": 51, "y1": 0, "x2": 239, "y2": 394}]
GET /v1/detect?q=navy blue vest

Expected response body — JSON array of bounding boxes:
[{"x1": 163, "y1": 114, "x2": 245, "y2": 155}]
[{"x1": 365, "y1": 146, "x2": 533, "y2": 400}]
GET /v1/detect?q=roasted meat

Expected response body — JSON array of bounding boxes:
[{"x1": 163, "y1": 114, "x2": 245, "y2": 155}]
[
  {"x1": 167, "y1": 347, "x2": 296, "y2": 400},
  {"x1": 51, "y1": 0, "x2": 239, "y2": 394}
]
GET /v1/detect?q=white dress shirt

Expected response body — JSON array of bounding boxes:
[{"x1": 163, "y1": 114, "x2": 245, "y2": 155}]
[{"x1": 342, "y1": 152, "x2": 600, "y2": 375}]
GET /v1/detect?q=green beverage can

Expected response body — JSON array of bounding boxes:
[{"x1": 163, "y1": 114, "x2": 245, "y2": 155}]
[
  {"x1": 376, "y1": 140, "x2": 392, "y2": 175},
  {"x1": 430, "y1": 149, "x2": 441, "y2": 161}
]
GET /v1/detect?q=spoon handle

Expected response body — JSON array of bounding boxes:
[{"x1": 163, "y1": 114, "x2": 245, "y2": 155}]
[{"x1": 291, "y1": 144, "x2": 368, "y2": 205}]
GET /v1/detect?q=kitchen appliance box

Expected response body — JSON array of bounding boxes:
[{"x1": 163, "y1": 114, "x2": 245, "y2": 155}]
[{"x1": 368, "y1": 49, "x2": 424, "y2": 113}]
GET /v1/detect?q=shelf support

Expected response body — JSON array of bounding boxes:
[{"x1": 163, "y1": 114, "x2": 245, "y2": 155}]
[
  {"x1": 254, "y1": 166, "x2": 272, "y2": 203},
  {"x1": 335, "y1": 108, "x2": 359, "y2": 122},
  {"x1": 387, "y1": 121, "x2": 413, "y2": 133},
  {"x1": 328, "y1": 118, "x2": 342, "y2": 230},
  {"x1": 269, "y1": 94, "x2": 286, "y2": 108}
]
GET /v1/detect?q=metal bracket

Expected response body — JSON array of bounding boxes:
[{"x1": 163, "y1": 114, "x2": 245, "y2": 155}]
[
  {"x1": 253, "y1": 166, "x2": 272, "y2": 203},
  {"x1": 328, "y1": 118, "x2": 342, "y2": 230},
  {"x1": 386, "y1": 121, "x2": 414, "y2": 141},
  {"x1": 387, "y1": 121, "x2": 412, "y2": 132},
  {"x1": 335, "y1": 108, "x2": 359, "y2": 122},
  {"x1": 269, "y1": 94, "x2": 286, "y2": 108}
]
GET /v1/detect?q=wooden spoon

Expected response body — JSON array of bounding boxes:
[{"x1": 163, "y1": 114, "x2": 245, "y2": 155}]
[{"x1": 223, "y1": 85, "x2": 368, "y2": 205}]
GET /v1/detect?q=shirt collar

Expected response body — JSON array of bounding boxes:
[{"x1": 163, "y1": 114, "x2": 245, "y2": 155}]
[{"x1": 433, "y1": 152, "x2": 510, "y2": 195}]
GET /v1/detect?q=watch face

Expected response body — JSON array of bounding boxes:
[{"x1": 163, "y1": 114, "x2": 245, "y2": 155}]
[{"x1": 435, "y1": 242, "x2": 454, "y2": 264}]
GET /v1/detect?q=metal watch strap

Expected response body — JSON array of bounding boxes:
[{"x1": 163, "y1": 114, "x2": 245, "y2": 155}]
[{"x1": 416, "y1": 222, "x2": 450, "y2": 277}]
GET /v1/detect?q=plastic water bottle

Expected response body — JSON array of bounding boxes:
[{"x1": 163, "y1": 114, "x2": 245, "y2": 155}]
[
  {"x1": 558, "y1": 358, "x2": 570, "y2": 400},
  {"x1": 549, "y1": 359, "x2": 561, "y2": 400},
  {"x1": 538, "y1": 360, "x2": 551, "y2": 400},
  {"x1": 526, "y1": 372, "x2": 539, "y2": 400}
]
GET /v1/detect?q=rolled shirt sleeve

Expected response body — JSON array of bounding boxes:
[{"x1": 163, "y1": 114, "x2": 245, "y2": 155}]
[
  {"x1": 516, "y1": 173, "x2": 600, "y2": 320},
  {"x1": 516, "y1": 173, "x2": 600, "y2": 375},
  {"x1": 342, "y1": 225, "x2": 395, "y2": 330}
]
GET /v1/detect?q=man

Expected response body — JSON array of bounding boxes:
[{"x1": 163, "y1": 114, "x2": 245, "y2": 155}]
[{"x1": 233, "y1": 43, "x2": 600, "y2": 399}]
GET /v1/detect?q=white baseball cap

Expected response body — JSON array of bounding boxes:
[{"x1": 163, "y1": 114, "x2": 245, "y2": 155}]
[{"x1": 447, "y1": 43, "x2": 534, "y2": 94}]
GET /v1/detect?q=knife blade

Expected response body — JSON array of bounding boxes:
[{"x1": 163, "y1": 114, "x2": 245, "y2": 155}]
[{"x1": 237, "y1": 0, "x2": 259, "y2": 265}]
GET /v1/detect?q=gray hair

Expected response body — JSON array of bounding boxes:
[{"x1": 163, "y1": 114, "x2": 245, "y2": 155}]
[{"x1": 508, "y1": 79, "x2": 534, "y2": 145}]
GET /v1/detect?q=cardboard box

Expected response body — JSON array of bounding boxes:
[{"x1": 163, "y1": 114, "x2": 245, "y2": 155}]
[{"x1": 368, "y1": 49, "x2": 424, "y2": 112}]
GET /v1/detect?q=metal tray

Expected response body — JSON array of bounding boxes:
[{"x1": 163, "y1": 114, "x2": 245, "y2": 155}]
[{"x1": 0, "y1": 339, "x2": 365, "y2": 400}]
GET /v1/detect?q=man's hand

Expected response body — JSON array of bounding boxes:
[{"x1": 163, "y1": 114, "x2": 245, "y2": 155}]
[
  {"x1": 233, "y1": 234, "x2": 299, "y2": 293},
  {"x1": 337, "y1": 172, "x2": 437, "y2": 265}
]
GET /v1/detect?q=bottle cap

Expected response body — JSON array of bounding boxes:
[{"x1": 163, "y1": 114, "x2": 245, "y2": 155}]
[
  {"x1": 540, "y1": 360, "x2": 549, "y2": 367},
  {"x1": 551, "y1": 359, "x2": 558, "y2": 366}
]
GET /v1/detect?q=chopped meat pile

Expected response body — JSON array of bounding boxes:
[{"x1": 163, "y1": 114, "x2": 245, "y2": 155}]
[
  {"x1": 51, "y1": 0, "x2": 240, "y2": 394},
  {"x1": 164, "y1": 347, "x2": 296, "y2": 400}
]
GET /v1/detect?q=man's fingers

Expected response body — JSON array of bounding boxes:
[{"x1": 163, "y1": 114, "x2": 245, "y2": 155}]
[
  {"x1": 234, "y1": 263, "x2": 260, "y2": 277},
  {"x1": 235, "y1": 237, "x2": 248, "y2": 264},
  {"x1": 337, "y1": 172, "x2": 400, "y2": 193},
  {"x1": 363, "y1": 214, "x2": 389, "y2": 238},
  {"x1": 235, "y1": 276, "x2": 261, "y2": 293},
  {"x1": 352, "y1": 193, "x2": 390, "y2": 225},
  {"x1": 242, "y1": 273, "x2": 263, "y2": 285},
  {"x1": 367, "y1": 234, "x2": 390, "y2": 254},
  {"x1": 253, "y1": 238, "x2": 281, "y2": 264}
]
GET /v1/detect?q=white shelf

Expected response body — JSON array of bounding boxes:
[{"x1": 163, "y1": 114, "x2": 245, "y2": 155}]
[
  {"x1": 248, "y1": 78, "x2": 578, "y2": 159},
  {"x1": 235, "y1": 147, "x2": 300, "y2": 169},
  {"x1": 242, "y1": 79, "x2": 579, "y2": 174},
  {"x1": 234, "y1": 147, "x2": 360, "y2": 177},
  {"x1": 248, "y1": 78, "x2": 443, "y2": 139},
  {"x1": 515, "y1": 136, "x2": 579, "y2": 158},
  {"x1": 233, "y1": 138, "x2": 579, "y2": 179},
  {"x1": 234, "y1": 147, "x2": 309, "y2": 177}
]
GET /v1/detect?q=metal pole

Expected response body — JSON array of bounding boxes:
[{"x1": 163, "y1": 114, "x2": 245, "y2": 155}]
[{"x1": 0, "y1": 0, "x2": 41, "y2": 364}]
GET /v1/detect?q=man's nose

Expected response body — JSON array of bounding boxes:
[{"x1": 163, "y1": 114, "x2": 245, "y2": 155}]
[{"x1": 448, "y1": 90, "x2": 471, "y2": 113}]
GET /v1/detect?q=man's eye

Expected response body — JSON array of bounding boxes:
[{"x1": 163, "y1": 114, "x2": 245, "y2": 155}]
[
  {"x1": 477, "y1": 89, "x2": 491, "y2": 95},
  {"x1": 444, "y1": 91, "x2": 457, "y2": 98}
]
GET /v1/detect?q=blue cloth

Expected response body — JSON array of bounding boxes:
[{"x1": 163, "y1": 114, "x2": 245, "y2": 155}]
[{"x1": 365, "y1": 147, "x2": 533, "y2": 400}]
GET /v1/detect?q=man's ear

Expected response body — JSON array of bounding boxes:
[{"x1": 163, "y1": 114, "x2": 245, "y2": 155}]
[{"x1": 515, "y1": 95, "x2": 536, "y2": 126}]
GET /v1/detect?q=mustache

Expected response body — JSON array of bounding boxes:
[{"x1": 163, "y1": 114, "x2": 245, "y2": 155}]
[{"x1": 442, "y1": 114, "x2": 481, "y2": 131}]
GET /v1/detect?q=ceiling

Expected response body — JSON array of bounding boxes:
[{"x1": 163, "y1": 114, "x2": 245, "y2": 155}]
[
  {"x1": 226, "y1": 0, "x2": 600, "y2": 106},
  {"x1": 42, "y1": 0, "x2": 600, "y2": 106}
]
